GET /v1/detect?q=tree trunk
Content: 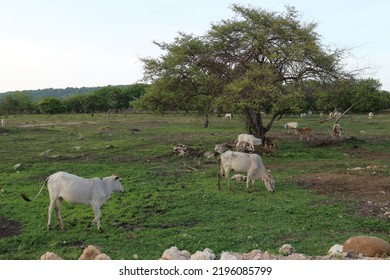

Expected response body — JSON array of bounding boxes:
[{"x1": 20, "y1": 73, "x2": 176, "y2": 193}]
[
  {"x1": 243, "y1": 108, "x2": 282, "y2": 142},
  {"x1": 203, "y1": 114, "x2": 209, "y2": 128},
  {"x1": 243, "y1": 108, "x2": 267, "y2": 140}
]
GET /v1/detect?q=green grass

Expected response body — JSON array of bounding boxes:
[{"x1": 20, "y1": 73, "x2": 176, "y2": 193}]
[{"x1": 0, "y1": 113, "x2": 389, "y2": 259}]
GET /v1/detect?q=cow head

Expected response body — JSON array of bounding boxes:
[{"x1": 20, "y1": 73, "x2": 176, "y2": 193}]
[
  {"x1": 112, "y1": 174, "x2": 124, "y2": 193},
  {"x1": 263, "y1": 174, "x2": 275, "y2": 192}
]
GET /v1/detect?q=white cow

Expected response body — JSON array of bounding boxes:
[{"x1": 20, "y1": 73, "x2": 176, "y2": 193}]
[
  {"x1": 284, "y1": 122, "x2": 298, "y2": 134},
  {"x1": 223, "y1": 113, "x2": 232, "y2": 119},
  {"x1": 218, "y1": 151, "x2": 275, "y2": 193},
  {"x1": 368, "y1": 112, "x2": 374, "y2": 119},
  {"x1": 22, "y1": 171, "x2": 124, "y2": 231},
  {"x1": 235, "y1": 134, "x2": 262, "y2": 150},
  {"x1": 1, "y1": 119, "x2": 5, "y2": 127},
  {"x1": 331, "y1": 124, "x2": 343, "y2": 140}
]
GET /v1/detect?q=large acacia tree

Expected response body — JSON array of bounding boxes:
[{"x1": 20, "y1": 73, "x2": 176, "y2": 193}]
[{"x1": 138, "y1": 4, "x2": 351, "y2": 138}]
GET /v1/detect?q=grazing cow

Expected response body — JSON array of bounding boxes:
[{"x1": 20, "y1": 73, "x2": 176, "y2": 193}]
[
  {"x1": 331, "y1": 124, "x2": 343, "y2": 140},
  {"x1": 235, "y1": 134, "x2": 262, "y2": 150},
  {"x1": 218, "y1": 151, "x2": 275, "y2": 193},
  {"x1": 1, "y1": 119, "x2": 5, "y2": 127},
  {"x1": 300, "y1": 113, "x2": 306, "y2": 118},
  {"x1": 223, "y1": 113, "x2": 232, "y2": 119},
  {"x1": 284, "y1": 122, "x2": 298, "y2": 134},
  {"x1": 22, "y1": 171, "x2": 124, "y2": 231},
  {"x1": 368, "y1": 112, "x2": 374, "y2": 119},
  {"x1": 296, "y1": 127, "x2": 312, "y2": 141}
]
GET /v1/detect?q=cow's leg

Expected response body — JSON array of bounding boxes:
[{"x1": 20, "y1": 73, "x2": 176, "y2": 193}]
[
  {"x1": 55, "y1": 198, "x2": 64, "y2": 230},
  {"x1": 91, "y1": 203, "x2": 102, "y2": 232},
  {"x1": 245, "y1": 175, "x2": 250, "y2": 193},
  {"x1": 224, "y1": 168, "x2": 232, "y2": 192},
  {"x1": 47, "y1": 199, "x2": 55, "y2": 230},
  {"x1": 217, "y1": 165, "x2": 224, "y2": 191}
]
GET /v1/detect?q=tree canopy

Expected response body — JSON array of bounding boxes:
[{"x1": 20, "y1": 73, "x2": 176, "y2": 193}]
[{"x1": 136, "y1": 4, "x2": 356, "y2": 138}]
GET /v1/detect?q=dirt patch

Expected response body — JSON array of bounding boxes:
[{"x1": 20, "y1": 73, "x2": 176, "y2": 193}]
[
  {"x1": 297, "y1": 171, "x2": 390, "y2": 221},
  {"x1": 0, "y1": 217, "x2": 22, "y2": 239}
]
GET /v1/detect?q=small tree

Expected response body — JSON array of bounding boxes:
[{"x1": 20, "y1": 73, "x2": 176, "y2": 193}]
[{"x1": 38, "y1": 97, "x2": 65, "y2": 114}]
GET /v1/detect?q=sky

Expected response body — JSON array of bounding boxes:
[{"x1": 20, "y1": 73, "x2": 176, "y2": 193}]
[{"x1": 1, "y1": 0, "x2": 390, "y2": 93}]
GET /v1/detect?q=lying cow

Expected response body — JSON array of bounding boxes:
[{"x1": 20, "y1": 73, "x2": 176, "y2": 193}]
[
  {"x1": 218, "y1": 150, "x2": 275, "y2": 193},
  {"x1": 235, "y1": 133, "x2": 262, "y2": 151},
  {"x1": 22, "y1": 171, "x2": 124, "y2": 232}
]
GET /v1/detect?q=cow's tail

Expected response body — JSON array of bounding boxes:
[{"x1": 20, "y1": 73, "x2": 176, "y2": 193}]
[{"x1": 21, "y1": 176, "x2": 49, "y2": 202}]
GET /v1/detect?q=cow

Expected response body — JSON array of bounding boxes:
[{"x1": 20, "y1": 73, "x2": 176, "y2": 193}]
[
  {"x1": 223, "y1": 113, "x2": 232, "y2": 119},
  {"x1": 331, "y1": 124, "x2": 343, "y2": 140},
  {"x1": 284, "y1": 122, "x2": 298, "y2": 134},
  {"x1": 1, "y1": 119, "x2": 5, "y2": 127},
  {"x1": 217, "y1": 151, "x2": 275, "y2": 193},
  {"x1": 235, "y1": 134, "x2": 262, "y2": 151},
  {"x1": 296, "y1": 127, "x2": 312, "y2": 141},
  {"x1": 368, "y1": 112, "x2": 374, "y2": 119},
  {"x1": 22, "y1": 171, "x2": 124, "y2": 232}
]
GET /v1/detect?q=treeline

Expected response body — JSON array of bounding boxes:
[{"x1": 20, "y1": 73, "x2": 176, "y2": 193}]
[
  {"x1": 0, "y1": 84, "x2": 149, "y2": 115},
  {"x1": 0, "y1": 86, "x2": 105, "y2": 101},
  {"x1": 1, "y1": 80, "x2": 389, "y2": 116}
]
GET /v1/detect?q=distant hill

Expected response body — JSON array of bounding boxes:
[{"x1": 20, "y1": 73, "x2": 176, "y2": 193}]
[{"x1": 0, "y1": 85, "x2": 129, "y2": 101}]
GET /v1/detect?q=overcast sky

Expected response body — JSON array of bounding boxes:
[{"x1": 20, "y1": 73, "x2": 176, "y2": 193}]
[{"x1": 1, "y1": 0, "x2": 389, "y2": 92}]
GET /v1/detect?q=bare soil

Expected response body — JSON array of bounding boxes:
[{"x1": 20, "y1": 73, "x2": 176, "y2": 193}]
[
  {"x1": 0, "y1": 216, "x2": 21, "y2": 239},
  {"x1": 297, "y1": 171, "x2": 390, "y2": 221}
]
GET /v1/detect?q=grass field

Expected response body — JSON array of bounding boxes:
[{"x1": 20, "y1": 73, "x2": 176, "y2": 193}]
[{"x1": 0, "y1": 113, "x2": 389, "y2": 259}]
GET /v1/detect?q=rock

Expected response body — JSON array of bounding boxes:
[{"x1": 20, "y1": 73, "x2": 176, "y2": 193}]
[
  {"x1": 79, "y1": 245, "x2": 101, "y2": 260},
  {"x1": 261, "y1": 251, "x2": 273, "y2": 260},
  {"x1": 285, "y1": 253, "x2": 307, "y2": 260},
  {"x1": 342, "y1": 236, "x2": 390, "y2": 258},
  {"x1": 40, "y1": 252, "x2": 62, "y2": 260},
  {"x1": 190, "y1": 248, "x2": 215, "y2": 260},
  {"x1": 243, "y1": 250, "x2": 263, "y2": 260},
  {"x1": 279, "y1": 244, "x2": 295, "y2": 256},
  {"x1": 160, "y1": 247, "x2": 190, "y2": 260},
  {"x1": 95, "y1": 253, "x2": 111, "y2": 260},
  {"x1": 328, "y1": 244, "x2": 343, "y2": 256},
  {"x1": 220, "y1": 252, "x2": 243, "y2": 260},
  {"x1": 13, "y1": 163, "x2": 21, "y2": 171}
]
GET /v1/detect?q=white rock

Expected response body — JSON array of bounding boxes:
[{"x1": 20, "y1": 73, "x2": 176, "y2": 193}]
[
  {"x1": 13, "y1": 163, "x2": 21, "y2": 171},
  {"x1": 328, "y1": 244, "x2": 343, "y2": 256},
  {"x1": 220, "y1": 252, "x2": 242, "y2": 260},
  {"x1": 160, "y1": 247, "x2": 190, "y2": 260},
  {"x1": 279, "y1": 244, "x2": 294, "y2": 256},
  {"x1": 190, "y1": 248, "x2": 215, "y2": 260}
]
